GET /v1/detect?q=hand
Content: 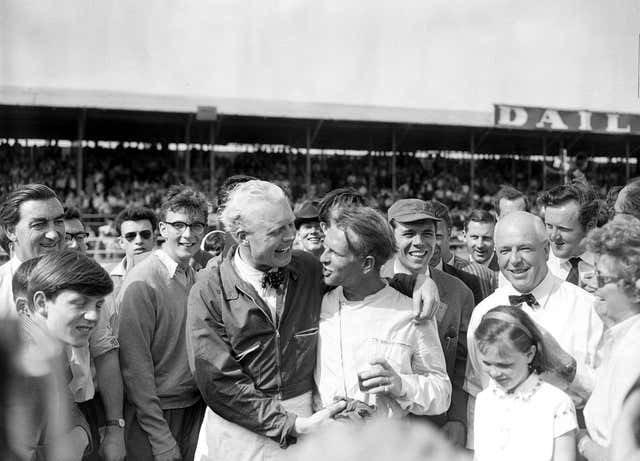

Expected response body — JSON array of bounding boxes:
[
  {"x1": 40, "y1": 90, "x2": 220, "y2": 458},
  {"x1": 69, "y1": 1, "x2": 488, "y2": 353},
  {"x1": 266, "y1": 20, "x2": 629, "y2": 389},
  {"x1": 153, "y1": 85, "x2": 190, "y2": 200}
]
[
  {"x1": 412, "y1": 274, "x2": 441, "y2": 323},
  {"x1": 100, "y1": 427, "x2": 126, "y2": 461},
  {"x1": 358, "y1": 359, "x2": 403, "y2": 398},
  {"x1": 442, "y1": 421, "x2": 466, "y2": 447},
  {"x1": 155, "y1": 444, "x2": 181, "y2": 461},
  {"x1": 294, "y1": 400, "x2": 347, "y2": 435}
]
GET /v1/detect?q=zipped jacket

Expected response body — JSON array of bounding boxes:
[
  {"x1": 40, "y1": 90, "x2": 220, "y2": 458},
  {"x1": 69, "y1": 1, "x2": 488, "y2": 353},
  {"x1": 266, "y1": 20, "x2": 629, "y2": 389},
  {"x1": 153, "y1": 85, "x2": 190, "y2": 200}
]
[{"x1": 186, "y1": 249, "x2": 324, "y2": 448}]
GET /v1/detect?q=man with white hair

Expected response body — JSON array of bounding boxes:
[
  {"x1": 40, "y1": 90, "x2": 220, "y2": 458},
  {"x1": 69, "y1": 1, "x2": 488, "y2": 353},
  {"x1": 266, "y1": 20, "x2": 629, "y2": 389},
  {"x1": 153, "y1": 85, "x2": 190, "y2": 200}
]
[
  {"x1": 464, "y1": 211, "x2": 603, "y2": 447},
  {"x1": 187, "y1": 180, "x2": 440, "y2": 460}
]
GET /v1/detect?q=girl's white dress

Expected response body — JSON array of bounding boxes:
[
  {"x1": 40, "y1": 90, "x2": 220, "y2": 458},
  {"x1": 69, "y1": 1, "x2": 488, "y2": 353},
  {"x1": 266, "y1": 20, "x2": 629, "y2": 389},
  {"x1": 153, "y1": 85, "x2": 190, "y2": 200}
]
[{"x1": 473, "y1": 373, "x2": 576, "y2": 461}]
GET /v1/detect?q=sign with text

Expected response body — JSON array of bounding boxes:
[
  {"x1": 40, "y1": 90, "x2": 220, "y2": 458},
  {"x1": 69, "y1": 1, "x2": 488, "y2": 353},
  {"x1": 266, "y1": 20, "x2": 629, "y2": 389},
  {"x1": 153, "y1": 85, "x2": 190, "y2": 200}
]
[{"x1": 494, "y1": 104, "x2": 640, "y2": 135}]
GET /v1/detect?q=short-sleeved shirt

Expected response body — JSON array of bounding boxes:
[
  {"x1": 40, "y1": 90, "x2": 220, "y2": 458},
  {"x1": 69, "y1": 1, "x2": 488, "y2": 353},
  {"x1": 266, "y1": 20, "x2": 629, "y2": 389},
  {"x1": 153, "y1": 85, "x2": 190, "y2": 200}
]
[{"x1": 474, "y1": 374, "x2": 576, "y2": 461}]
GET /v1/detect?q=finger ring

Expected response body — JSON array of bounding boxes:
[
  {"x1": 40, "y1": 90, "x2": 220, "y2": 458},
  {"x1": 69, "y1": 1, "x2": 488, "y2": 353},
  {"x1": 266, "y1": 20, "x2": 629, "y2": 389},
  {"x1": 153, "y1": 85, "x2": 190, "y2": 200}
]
[{"x1": 384, "y1": 385, "x2": 389, "y2": 393}]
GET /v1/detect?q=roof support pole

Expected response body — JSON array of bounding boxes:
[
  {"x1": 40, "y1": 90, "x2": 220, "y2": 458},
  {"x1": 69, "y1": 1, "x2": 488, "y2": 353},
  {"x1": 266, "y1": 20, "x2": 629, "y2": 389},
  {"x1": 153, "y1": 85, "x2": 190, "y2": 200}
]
[
  {"x1": 185, "y1": 115, "x2": 193, "y2": 182},
  {"x1": 560, "y1": 139, "x2": 567, "y2": 184},
  {"x1": 306, "y1": 125, "x2": 312, "y2": 192},
  {"x1": 542, "y1": 137, "x2": 547, "y2": 190},
  {"x1": 209, "y1": 121, "x2": 216, "y2": 196},
  {"x1": 470, "y1": 131, "x2": 476, "y2": 208},
  {"x1": 391, "y1": 126, "x2": 397, "y2": 201},
  {"x1": 626, "y1": 138, "x2": 631, "y2": 182},
  {"x1": 76, "y1": 109, "x2": 86, "y2": 194}
]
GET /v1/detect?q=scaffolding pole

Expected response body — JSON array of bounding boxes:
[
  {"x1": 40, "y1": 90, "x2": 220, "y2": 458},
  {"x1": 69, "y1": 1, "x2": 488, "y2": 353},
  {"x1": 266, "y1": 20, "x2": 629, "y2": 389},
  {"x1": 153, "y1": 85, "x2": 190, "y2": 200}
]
[
  {"x1": 209, "y1": 121, "x2": 216, "y2": 196},
  {"x1": 470, "y1": 131, "x2": 476, "y2": 208},
  {"x1": 391, "y1": 127, "x2": 397, "y2": 200},
  {"x1": 626, "y1": 139, "x2": 631, "y2": 182},
  {"x1": 76, "y1": 109, "x2": 86, "y2": 194}
]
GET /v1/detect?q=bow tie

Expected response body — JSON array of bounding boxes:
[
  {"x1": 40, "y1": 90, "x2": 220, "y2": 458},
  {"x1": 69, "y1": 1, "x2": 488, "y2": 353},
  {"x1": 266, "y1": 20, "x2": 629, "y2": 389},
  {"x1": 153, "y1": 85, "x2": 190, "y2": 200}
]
[
  {"x1": 508, "y1": 293, "x2": 539, "y2": 308},
  {"x1": 261, "y1": 269, "x2": 286, "y2": 289}
]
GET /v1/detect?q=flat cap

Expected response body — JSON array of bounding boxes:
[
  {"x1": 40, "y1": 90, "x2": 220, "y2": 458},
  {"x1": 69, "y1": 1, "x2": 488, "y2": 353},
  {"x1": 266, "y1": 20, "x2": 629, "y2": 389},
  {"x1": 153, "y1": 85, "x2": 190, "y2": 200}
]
[{"x1": 387, "y1": 199, "x2": 440, "y2": 224}]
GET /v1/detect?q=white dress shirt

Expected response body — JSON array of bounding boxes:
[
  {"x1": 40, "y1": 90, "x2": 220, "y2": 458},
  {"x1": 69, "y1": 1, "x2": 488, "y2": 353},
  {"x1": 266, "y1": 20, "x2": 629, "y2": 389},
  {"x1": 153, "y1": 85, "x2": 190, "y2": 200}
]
[
  {"x1": 0, "y1": 256, "x2": 22, "y2": 319},
  {"x1": 547, "y1": 250, "x2": 596, "y2": 289},
  {"x1": 315, "y1": 284, "x2": 451, "y2": 418},
  {"x1": 233, "y1": 249, "x2": 279, "y2": 322},
  {"x1": 584, "y1": 313, "x2": 640, "y2": 447},
  {"x1": 474, "y1": 373, "x2": 576, "y2": 461},
  {"x1": 465, "y1": 270, "x2": 602, "y2": 404}
]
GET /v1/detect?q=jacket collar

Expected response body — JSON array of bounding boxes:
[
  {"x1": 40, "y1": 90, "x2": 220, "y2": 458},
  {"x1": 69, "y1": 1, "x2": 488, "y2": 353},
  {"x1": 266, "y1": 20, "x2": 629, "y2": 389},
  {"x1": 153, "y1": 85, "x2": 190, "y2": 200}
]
[{"x1": 219, "y1": 246, "x2": 301, "y2": 301}]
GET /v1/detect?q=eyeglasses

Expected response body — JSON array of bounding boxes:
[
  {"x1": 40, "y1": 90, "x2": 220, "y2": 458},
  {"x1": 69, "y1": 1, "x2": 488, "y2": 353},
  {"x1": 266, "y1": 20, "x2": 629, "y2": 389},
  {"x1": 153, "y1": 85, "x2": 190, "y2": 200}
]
[
  {"x1": 64, "y1": 232, "x2": 89, "y2": 243},
  {"x1": 123, "y1": 230, "x2": 153, "y2": 241},
  {"x1": 594, "y1": 270, "x2": 623, "y2": 289},
  {"x1": 163, "y1": 221, "x2": 206, "y2": 235}
]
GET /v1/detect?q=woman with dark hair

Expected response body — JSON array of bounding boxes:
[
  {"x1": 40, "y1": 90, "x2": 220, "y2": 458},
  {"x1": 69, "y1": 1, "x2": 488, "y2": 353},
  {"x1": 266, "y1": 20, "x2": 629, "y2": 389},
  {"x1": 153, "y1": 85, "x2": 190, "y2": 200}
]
[{"x1": 473, "y1": 305, "x2": 576, "y2": 461}]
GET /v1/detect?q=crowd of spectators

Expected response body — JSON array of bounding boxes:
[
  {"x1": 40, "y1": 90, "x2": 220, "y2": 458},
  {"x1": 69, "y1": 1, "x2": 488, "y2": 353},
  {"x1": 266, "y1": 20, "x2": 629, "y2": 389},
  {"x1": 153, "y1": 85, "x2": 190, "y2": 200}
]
[{"x1": 0, "y1": 140, "x2": 633, "y2": 234}]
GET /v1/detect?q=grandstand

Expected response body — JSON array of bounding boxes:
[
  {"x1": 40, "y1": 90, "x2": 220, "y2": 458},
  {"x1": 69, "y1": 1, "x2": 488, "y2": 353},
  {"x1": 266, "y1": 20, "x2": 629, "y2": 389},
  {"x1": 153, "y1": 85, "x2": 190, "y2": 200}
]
[{"x1": 2, "y1": 0, "x2": 639, "y2": 259}]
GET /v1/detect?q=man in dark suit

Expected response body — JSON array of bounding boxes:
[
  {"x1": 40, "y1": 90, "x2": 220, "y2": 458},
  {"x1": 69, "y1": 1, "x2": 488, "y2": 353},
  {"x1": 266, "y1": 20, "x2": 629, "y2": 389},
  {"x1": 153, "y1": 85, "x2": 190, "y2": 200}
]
[
  {"x1": 380, "y1": 199, "x2": 474, "y2": 447},
  {"x1": 425, "y1": 200, "x2": 483, "y2": 305}
]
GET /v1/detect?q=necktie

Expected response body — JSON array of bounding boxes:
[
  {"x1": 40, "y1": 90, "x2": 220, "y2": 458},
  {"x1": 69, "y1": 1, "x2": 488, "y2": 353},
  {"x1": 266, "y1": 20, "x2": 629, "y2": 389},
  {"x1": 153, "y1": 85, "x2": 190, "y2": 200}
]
[
  {"x1": 508, "y1": 293, "x2": 539, "y2": 309},
  {"x1": 262, "y1": 268, "x2": 286, "y2": 289},
  {"x1": 566, "y1": 257, "x2": 581, "y2": 286}
]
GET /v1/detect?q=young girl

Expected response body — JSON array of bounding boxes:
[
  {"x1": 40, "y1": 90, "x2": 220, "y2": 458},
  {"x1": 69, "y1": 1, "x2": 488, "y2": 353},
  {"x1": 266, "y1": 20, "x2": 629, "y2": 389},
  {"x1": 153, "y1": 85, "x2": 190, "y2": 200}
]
[{"x1": 473, "y1": 306, "x2": 576, "y2": 461}]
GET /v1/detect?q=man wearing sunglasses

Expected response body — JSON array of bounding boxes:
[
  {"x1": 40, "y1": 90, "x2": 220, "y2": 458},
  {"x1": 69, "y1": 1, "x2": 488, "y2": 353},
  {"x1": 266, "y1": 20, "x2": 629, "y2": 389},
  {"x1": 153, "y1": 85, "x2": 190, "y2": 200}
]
[
  {"x1": 111, "y1": 206, "x2": 158, "y2": 298},
  {"x1": 118, "y1": 186, "x2": 208, "y2": 461}
]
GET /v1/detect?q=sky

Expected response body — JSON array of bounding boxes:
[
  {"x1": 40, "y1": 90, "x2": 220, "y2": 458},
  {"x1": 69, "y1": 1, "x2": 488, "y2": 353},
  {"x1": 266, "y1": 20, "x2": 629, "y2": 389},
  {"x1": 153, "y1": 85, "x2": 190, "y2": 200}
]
[{"x1": 2, "y1": 0, "x2": 640, "y2": 115}]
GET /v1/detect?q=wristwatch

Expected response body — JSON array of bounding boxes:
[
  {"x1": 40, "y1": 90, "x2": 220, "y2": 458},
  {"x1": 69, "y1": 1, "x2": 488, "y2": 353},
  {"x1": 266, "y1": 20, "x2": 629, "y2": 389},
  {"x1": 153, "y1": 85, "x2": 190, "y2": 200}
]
[{"x1": 105, "y1": 418, "x2": 125, "y2": 428}]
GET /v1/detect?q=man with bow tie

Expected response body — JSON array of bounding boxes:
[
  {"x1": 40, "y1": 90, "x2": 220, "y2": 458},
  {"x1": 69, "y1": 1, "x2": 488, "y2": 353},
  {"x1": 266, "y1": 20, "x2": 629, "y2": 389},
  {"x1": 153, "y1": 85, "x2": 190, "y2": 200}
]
[
  {"x1": 464, "y1": 211, "x2": 603, "y2": 448},
  {"x1": 186, "y1": 180, "x2": 440, "y2": 461}
]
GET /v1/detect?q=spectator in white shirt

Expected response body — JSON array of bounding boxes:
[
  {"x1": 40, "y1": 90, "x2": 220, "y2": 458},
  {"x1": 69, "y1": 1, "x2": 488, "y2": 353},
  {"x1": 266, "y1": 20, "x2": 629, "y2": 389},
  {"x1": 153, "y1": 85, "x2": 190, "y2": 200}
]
[
  {"x1": 315, "y1": 205, "x2": 451, "y2": 419},
  {"x1": 465, "y1": 211, "x2": 603, "y2": 447},
  {"x1": 0, "y1": 184, "x2": 64, "y2": 319},
  {"x1": 537, "y1": 183, "x2": 607, "y2": 289},
  {"x1": 578, "y1": 215, "x2": 640, "y2": 460}
]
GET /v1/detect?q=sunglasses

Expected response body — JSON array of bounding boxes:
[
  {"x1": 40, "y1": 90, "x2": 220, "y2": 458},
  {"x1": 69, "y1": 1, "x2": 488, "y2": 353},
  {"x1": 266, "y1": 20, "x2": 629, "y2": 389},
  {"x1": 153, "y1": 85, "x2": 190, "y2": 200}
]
[{"x1": 124, "y1": 230, "x2": 153, "y2": 241}]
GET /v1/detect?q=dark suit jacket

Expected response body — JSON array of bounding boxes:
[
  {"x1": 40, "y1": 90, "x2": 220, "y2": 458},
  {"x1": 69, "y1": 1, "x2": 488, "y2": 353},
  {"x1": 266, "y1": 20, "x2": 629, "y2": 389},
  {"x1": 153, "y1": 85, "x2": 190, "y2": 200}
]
[
  {"x1": 442, "y1": 262, "x2": 482, "y2": 306},
  {"x1": 451, "y1": 255, "x2": 497, "y2": 300},
  {"x1": 380, "y1": 260, "x2": 474, "y2": 429}
]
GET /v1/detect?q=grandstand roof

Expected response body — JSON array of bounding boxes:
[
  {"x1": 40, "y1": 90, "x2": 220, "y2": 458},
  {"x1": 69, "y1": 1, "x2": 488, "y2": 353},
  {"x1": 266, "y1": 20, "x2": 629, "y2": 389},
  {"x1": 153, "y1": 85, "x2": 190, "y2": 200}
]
[{"x1": 1, "y1": 87, "x2": 639, "y2": 157}]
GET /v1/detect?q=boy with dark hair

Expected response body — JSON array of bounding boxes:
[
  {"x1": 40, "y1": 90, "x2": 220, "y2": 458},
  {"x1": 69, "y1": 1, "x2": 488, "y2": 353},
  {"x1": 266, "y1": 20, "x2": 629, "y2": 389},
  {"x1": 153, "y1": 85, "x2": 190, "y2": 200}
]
[{"x1": 12, "y1": 250, "x2": 113, "y2": 460}]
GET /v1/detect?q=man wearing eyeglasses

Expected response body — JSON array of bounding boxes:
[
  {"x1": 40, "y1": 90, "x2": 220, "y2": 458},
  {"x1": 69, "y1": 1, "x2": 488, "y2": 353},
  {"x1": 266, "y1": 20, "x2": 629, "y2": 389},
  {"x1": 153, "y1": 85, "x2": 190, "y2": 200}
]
[
  {"x1": 63, "y1": 206, "x2": 90, "y2": 254},
  {"x1": 118, "y1": 186, "x2": 207, "y2": 461}
]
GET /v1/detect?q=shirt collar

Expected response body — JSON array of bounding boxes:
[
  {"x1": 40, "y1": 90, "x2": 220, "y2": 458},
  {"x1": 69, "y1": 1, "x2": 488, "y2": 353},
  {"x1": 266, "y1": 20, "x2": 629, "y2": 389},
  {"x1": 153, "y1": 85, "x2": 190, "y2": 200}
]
[
  {"x1": 233, "y1": 247, "x2": 269, "y2": 282},
  {"x1": 10, "y1": 256, "x2": 22, "y2": 274},
  {"x1": 445, "y1": 254, "x2": 455, "y2": 266},
  {"x1": 557, "y1": 250, "x2": 596, "y2": 267},
  {"x1": 606, "y1": 312, "x2": 640, "y2": 340},
  {"x1": 110, "y1": 258, "x2": 127, "y2": 277},
  {"x1": 393, "y1": 256, "x2": 429, "y2": 277},
  {"x1": 503, "y1": 267, "x2": 560, "y2": 309},
  {"x1": 155, "y1": 249, "x2": 182, "y2": 279},
  {"x1": 490, "y1": 372, "x2": 542, "y2": 401}
]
